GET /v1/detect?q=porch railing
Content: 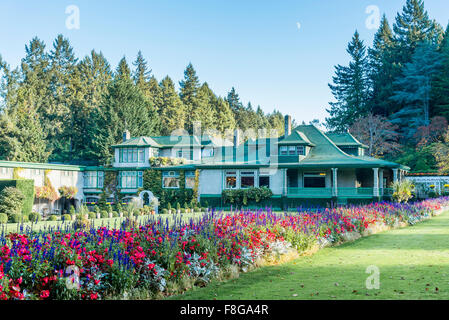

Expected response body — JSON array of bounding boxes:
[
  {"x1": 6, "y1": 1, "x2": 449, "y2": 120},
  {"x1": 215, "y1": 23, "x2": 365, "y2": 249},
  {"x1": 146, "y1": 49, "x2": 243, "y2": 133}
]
[
  {"x1": 287, "y1": 187, "x2": 375, "y2": 198},
  {"x1": 338, "y1": 187, "x2": 373, "y2": 198},
  {"x1": 287, "y1": 188, "x2": 333, "y2": 197}
]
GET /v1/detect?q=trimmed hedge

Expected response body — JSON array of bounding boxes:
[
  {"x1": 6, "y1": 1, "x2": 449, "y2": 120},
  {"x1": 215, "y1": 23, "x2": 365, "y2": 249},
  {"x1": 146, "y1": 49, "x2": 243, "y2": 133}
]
[{"x1": 0, "y1": 179, "x2": 35, "y2": 215}]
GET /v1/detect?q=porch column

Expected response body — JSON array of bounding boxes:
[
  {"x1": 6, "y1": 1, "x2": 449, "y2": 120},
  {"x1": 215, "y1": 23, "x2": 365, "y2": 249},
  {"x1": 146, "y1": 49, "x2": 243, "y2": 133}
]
[
  {"x1": 373, "y1": 168, "x2": 379, "y2": 197},
  {"x1": 393, "y1": 169, "x2": 398, "y2": 182},
  {"x1": 379, "y1": 169, "x2": 384, "y2": 197},
  {"x1": 332, "y1": 168, "x2": 338, "y2": 197}
]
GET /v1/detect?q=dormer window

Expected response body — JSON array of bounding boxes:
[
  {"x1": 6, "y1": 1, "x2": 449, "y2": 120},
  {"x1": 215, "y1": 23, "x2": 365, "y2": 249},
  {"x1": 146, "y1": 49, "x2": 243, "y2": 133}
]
[
  {"x1": 280, "y1": 146, "x2": 288, "y2": 155},
  {"x1": 288, "y1": 146, "x2": 296, "y2": 155},
  {"x1": 280, "y1": 145, "x2": 306, "y2": 156},
  {"x1": 119, "y1": 148, "x2": 145, "y2": 163}
]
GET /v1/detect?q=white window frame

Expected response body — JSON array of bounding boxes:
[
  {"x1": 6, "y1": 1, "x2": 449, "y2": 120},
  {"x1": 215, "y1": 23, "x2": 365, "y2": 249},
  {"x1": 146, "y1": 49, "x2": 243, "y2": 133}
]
[{"x1": 162, "y1": 171, "x2": 180, "y2": 189}]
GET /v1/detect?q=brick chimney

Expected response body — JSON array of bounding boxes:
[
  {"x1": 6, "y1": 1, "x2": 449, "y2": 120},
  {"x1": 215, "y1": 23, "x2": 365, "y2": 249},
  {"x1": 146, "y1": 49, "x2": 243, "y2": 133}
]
[{"x1": 284, "y1": 115, "x2": 291, "y2": 136}]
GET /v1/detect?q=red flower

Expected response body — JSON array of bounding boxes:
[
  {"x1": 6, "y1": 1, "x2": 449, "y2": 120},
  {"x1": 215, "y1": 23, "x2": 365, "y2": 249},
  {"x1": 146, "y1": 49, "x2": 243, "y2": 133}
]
[{"x1": 40, "y1": 290, "x2": 50, "y2": 299}]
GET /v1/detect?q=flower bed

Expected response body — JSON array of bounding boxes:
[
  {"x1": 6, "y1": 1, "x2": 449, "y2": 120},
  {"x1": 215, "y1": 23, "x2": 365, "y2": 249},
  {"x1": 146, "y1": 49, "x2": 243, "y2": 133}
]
[{"x1": 1, "y1": 197, "x2": 448, "y2": 300}]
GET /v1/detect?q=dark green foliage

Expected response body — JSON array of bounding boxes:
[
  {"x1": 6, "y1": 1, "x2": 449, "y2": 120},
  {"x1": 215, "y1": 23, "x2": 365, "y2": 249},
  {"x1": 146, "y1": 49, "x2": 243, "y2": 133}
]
[
  {"x1": 47, "y1": 215, "x2": 58, "y2": 221},
  {"x1": 389, "y1": 145, "x2": 438, "y2": 172},
  {"x1": 62, "y1": 214, "x2": 72, "y2": 221},
  {"x1": 325, "y1": 31, "x2": 370, "y2": 131},
  {"x1": 0, "y1": 186, "x2": 25, "y2": 218},
  {"x1": 88, "y1": 212, "x2": 96, "y2": 219},
  {"x1": 29, "y1": 212, "x2": 41, "y2": 222},
  {"x1": 0, "y1": 179, "x2": 34, "y2": 215},
  {"x1": 222, "y1": 187, "x2": 273, "y2": 206},
  {"x1": 101, "y1": 210, "x2": 108, "y2": 218},
  {"x1": 390, "y1": 41, "x2": 441, "y2": 139}
]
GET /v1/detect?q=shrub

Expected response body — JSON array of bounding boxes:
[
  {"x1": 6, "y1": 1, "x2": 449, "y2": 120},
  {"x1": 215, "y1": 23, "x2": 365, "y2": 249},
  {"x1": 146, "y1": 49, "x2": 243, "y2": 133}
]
[
  {"x1": 392, "y1": 180, "x2": 414, "y2": 203},
  {"x1": 29, "y1": 212, "x2": 41, "y2": 222},
  {"x1": 74, "y1": 216, "x2": 90, "y2": 230},
  {"x1": 47, "y1": 215, "x2": 59, "y2": 221},
  {"x1": 193, "y1": 207, "x2": 200, "y2": 213},
  {"x1": 112, "y1": 211, "x2": 119, "y2": 218},
  {"x1": 0, "y1": 187, "x2": 25, "y2": 220},
  {"x1": 0, "y1": 213, "x2": 7, "y2": 224},
  {"x1": 88, "y1": 212, "x2": 96, "y2": 219},
  {"x1": 180, "y1": 208, "x2": 186, "y2": 213},
  {"x1": 69, "y1": 206, "x2": 76, "y2": 215},
  {"x1": 101, "y1": 210, "x2": 109, "y2": 219},
  {"x1": 9, "y1": 213, "x2": 22, "y2": 223},
  {"x1": 161, "y1": 208, "x2": 169, "y2": 215},
  {"x1": 62, "y1": 214, "x2": 72, "y2": 221}
]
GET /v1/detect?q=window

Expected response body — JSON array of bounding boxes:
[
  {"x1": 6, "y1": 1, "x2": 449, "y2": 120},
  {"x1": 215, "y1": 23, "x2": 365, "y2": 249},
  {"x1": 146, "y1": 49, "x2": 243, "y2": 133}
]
[
  {"x1": 119, "y1": 171, "x2": 142, "y2": 188},
  {"x1": 163, "y1": 171, "x2": 180, "y2": 188},
  {"x1": 280, "y1": 146, "x2": 288, "y2": 155},
  {"x1": 185, "y1": 171, "x2": 195, "y2": 189},
  {"x1": 85, "y1": 197, "x2": 99, "y2": 205},
  {"x1": 296, "y1": 146, "x2": 305, "y2": 156},
  {"x1": 303, "y1": 172, "x2": 326, "y2": 188},
  {"x1": 259, "y1": 176, "x2": 270, "y2": 188},
  {"x1": 84, "y1": 171, "x2": 103, "y2": 188},
  {"x1": 288, "y1": 146, "x2": 296, "y2": 155},
  {"x1": 225, "y1": 171, "x2": 237, "y2": 189},
  {"x1": 98, "y1": 171, "x2": 104, "y2": 188},
  {"x1": 240, "y1": 171, "x2": 255, "y2": 188},
  {"x1": 119, "y1": 148, "x2": 145, "y2": 163},
  {"x1": 340, "y1": 146, "x2": 359, "y2": 156}
]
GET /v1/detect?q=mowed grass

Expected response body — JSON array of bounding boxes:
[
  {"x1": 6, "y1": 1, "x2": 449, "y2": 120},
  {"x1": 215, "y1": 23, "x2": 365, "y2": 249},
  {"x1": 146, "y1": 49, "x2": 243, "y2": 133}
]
[{"x1": 173, "y1": 210, "x2": 449, "y2": 300}]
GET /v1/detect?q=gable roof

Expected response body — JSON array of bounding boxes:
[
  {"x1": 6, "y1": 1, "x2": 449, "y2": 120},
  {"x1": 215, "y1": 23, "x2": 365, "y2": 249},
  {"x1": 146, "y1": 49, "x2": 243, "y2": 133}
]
[
  {"x1": 278, "y1": 130, "x2": 315, "y2": 146},
  {"x1": 326, "y1": 132, "x2": 368, "y2": 148},
  {"x1": 151, "y1": 135, "x2": 202, "y2": 148},
  {"x1": 111, "y1": 136, "x2": 161, "y2": 148}
]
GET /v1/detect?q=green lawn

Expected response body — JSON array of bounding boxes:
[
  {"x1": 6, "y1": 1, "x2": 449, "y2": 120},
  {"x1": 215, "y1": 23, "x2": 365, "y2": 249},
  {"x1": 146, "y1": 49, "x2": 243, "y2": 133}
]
[{"x1": 172, "y1": 209, "x2": 449, "y2": 300}]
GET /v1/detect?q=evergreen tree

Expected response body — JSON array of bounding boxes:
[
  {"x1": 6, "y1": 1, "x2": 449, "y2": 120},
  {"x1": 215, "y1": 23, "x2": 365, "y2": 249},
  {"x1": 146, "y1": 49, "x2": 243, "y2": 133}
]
[
  {"x1": 147, "y1": 76, "x2": 162, "y2": 112},
  {"x1": 133, "y1": 51, "x2": 151, "y2": 95},
  {"x1": 179, "y1": 63, "x2": 200, "y2": 132},
  {"x1": 116, "y1": 56, "x2": 131, "y2": 81},
  {"x1": 393, "y1": 0, "x2": 439, "y2": 66},
  {"x1": 226, "y1": 87, "x2": 244, "y2": 114},
  {"x1": 267, "y1": 110, "x2": 284, "y2": 136},
  {"x1": 390, "y1": 41, "x2": 441, "y2": 140},
  {"x1": 158, "y1": 76, "x2": 186, "y2": 135},
  {"x1": 326, "y1": 31, "x2": 370, "y2": 131},
  {"x1": 214, "y1": 97, "x2": 236, "y2": 134},
  {"x1": 73, "y1": 50, "x2": 112, "y2": 161},
  {"x1": 432, "y1": 24, "x2": 449, "y2": 119},
  {"x1": 368, "y1": 15, "x2": 397, "y2": 116},
  {"x1": 193, "y1": 82, "x2": 216, "y2": 130},
  {"x1": 47, "y1": 35, "x2": 79, "y2": 161},
  {"x1": 0, "y1": 106, "x2": 50, "y2": 162},
  {"x1": 89, "y1": 65, "x2": 159, "y2": 164}
]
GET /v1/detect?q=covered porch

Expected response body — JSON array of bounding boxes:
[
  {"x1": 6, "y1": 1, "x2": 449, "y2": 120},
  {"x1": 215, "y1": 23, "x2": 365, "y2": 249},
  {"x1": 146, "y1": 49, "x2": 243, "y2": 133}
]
[{"x1": 283, "y1": 167, "x2": 404, "y2": 200}]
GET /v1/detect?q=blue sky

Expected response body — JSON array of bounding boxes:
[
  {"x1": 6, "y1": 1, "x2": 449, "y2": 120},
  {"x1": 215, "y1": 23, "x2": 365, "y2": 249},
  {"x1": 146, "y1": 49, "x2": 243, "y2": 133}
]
[{"x1": 1, "y1": 0, "x2": 448, "y2": 123}]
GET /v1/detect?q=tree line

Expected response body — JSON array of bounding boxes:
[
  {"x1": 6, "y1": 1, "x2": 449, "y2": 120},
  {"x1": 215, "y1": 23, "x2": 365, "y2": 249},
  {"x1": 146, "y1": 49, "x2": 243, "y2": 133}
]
[
  {"x1": 326, "y1": 0, "x2": 449, "y2": 172},
  {"x1": 0, "y1": 38, "x2": 286, "y2": 165}
]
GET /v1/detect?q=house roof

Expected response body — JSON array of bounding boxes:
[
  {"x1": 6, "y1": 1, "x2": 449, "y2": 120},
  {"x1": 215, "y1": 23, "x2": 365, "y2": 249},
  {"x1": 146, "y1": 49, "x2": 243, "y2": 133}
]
[
  {"x1": 286, "y1": 125, "x2": 407, "y2": 169},
  {"x1": 151, "y1": 135, "x2": 203, "y2": 148},
  {"x1": 111, "y1": 136, "x2": 161, "y2": 148},
  {"x1": 278, "y1": 130, "x2": 315, "y2": 146},
  {"x1": 325, "y1": 132, "x2": 368, "y2": 148}
]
